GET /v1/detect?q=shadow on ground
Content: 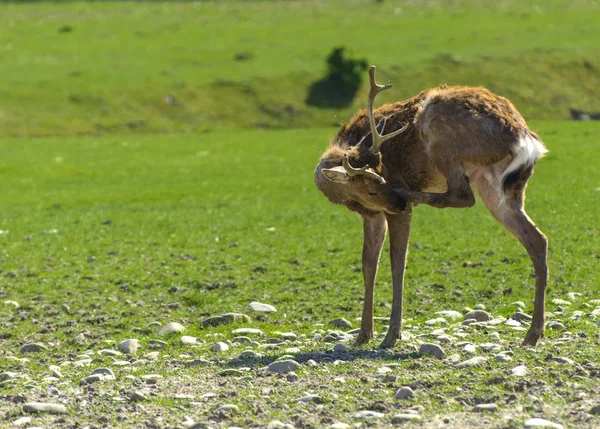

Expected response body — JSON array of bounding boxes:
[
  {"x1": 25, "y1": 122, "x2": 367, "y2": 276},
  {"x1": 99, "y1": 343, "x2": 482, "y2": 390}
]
[{"x1": 305, "y1": 75, "x2": 359, "y2": 109}]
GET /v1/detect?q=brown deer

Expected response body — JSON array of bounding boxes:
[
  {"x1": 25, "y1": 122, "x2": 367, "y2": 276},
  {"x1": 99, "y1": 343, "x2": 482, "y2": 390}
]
[{"x1": 315, "y1": 66, "x2": 548, "y2": 348}]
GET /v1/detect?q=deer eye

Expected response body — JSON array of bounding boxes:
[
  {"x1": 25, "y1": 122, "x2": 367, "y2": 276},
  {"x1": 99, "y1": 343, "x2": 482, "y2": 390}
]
[{"x1": 368, "y1": 191, "x2": 378, "y2": 197}]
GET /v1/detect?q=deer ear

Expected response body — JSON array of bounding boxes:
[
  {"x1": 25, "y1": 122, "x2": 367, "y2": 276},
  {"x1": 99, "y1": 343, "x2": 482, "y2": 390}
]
[
  {"x1": 321, "y1": 166, "x2": 349, "y2": 183},
  {"x1": 358, "y1": 118, "x2": 387, "y2": 148}
]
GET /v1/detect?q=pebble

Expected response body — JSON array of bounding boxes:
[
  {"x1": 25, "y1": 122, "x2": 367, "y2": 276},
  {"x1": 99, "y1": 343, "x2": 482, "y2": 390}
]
[
  {"x1": 212, "y1": 342, "x2": 229, "y2": 352},
  {"x1": 217, "y1": 404, "x2": 239, "y2": 414},
  {"x1": 22, "y1": 402, "x2": 66, "y2": 414},
  {"x1": 201, "y1": 313, "x2": 251, "y2": 327},
  {"x1": 511, "y1": 301, "x2": 526, "y2": 308},
  {"x1": 249, "y1": 302, "x2": 277, "y2": 313},
  {"x1": 457, "y1": 356, "x2": 487, "y2": 368},
  {"x1": 129, "y1": 391, "x2": 147, "y2": 402},
  {"x1": 49, "y1": 365, "x2": 62, "y2": 378},
  {"x1": 333, "y1": 343, "x2": 349, "y2": 353},
  {"x1": 425, "y1": 317, "x2": 448, "y2": 326},
  {"x1": 495, "y1": 353, "x2": 512, "y2": 362},
  {"x1": 419, "y1": 343, "x2": 445, "y2": 359},
  {"x1": 231, "y1": 336, "x2": 252, "y2": 344},
  {"x1": 524, "y1": 418, "x2": 563, "y2": 428},
  {"x1": 548, "y1": 321, "x2": 566, "y2": 330},
  {"x1": 81, "y1": 374, "x2": 105, "y2": 384},
  {"x1": 286, "y1": 372, "x2": 299, "y2": 382},
  {"x1": 590, "y1": 405, "x2": 600, "y2": 415},
  {"x1": 355, "y1": 410, "x2": 384, "y2": 420},
  {"x1": 298, "y1": 394, "x2": 320, "y2": 403},
  {"x1": 329, "y1": 318, "x2": 352, "y2": 329},
  {"x1": 4, "y1": 300, "x2": 20, "y2": 309},
  {"x1": 435, "y1": 310, "x2": 463, "y2": 320},
  {"x1": 268, "y1": 421, "x2": 295, "y2": 429},
  {"x1": 179, "y1": 336, "x2": 199, "y2": 346},
  {"x1": 98, "y1": 349, "x2": 122, "y2": 357},
  {"x1": 464, "y1": 310, "x2": 491, "y2": 322},
  {"x1": 12, "y1": 416, "x2": 31, "y2": 427},
  {"x1": 158, "y1": 322, "x2": 186, "y2": 335},
  {"x1": 512, "y1": 311, "x2": 533, "y2": 322},
  {"x1": 91, "y1": 368, "x2": 116, "y2": 379},
  {"x1": 20, "y1": 343, "x2": 47, "y2": 353},
  {"x1": 238, "y1": 350, "x2": 259, "y2": 359},
  {"x1": 232, "y1": 328, "x2": 263, "y2": 335},
  {"x1": 391, "y1": 413, "x2": 421, "y2": 423},
  {"x1": 148, "y1": 321, "x2": 162, "y2": 329},
  {"x1": 463, "y1": 344, "x2": 477, "y2": 354},
  {"x1": 473, "y1": 403, "x2": 499, "y2": 412},
  {"x1": 552, "y1": 299, "x2": 571, "y2": 306},
  {"x1": 118, "y1": 339, "x2": 139, "y2": 354},
  {"x1": 267, "y1": 360, "x2": 300, "y2": 374},
  {"x1": 395, "y1": 386, "x2": 414, "y2": 400},
  {"x1": 548, "y1": 356, "x2": 574, "y2": 365},
  {"x1": 73, "y1": 333, "x2": 86, "y2": 344},
  {"x1": 328, "y1": 424, "x2": 350, "y2": 429},
  {"x1": 511, "y1": 365, "x2": 528, "y2": 376},
  {"x1": 275, "y1": 331, "x2": 297, "y2": 340},
  {"x1": 444, "y1": 353, "x2": 461, "y2": 364}
]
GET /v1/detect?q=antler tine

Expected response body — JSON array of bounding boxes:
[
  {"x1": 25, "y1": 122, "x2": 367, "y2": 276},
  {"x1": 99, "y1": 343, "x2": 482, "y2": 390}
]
[
  {"x1": 342, "y1": 155, "x2": 386, "y2": 185},
  {"x1": 367, "y1": 66, "x2": 409, "y2": 153}
]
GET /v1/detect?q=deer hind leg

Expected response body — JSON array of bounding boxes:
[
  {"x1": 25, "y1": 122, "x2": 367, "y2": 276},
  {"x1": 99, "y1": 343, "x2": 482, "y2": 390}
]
[
  {"x1": 355, "y1": 213, "x2": 387, "y2": 346},
  {"x1": 392, "y1": 158, "x2": 475, "y2": 209},
  {"x1": 473, "y1": 168, "x2": 548, "y2": 346}
]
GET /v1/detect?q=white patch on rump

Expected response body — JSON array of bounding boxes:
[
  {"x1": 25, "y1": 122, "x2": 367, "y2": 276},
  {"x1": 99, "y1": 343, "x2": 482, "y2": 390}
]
[{"x1": 501, "y1": 133, "x2": 548, "y2": 185}]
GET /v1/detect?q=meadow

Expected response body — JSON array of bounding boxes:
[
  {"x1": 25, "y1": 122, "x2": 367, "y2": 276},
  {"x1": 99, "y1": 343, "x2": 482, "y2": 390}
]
[{"x1": 1, "y1": 1, "x2": 600, "y2": 428}]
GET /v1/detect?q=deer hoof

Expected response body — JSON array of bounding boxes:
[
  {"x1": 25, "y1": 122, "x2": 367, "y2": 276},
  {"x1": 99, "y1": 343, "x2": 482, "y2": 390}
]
[
  {"x1": 522, "y1": 327, "x2": 544, "y2": 346},
  {"x1": 354, "y1": 331, "x2": 373, "y2": 346},
  {"x1": 378, "y1": 335, "x2": 398, "y2": 349}
]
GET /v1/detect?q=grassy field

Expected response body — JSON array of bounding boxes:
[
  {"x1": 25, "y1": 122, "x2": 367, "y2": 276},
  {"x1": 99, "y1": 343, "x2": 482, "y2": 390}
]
[
  {"x1": 1, "y1": 0, "x2": 600, "y2": 136},
  {"x1": 1, "y1": 122, "x2": 599, "y2": 428},
  {"x1": 1, "y1": 0, "x2": 600, "y2": 428}
]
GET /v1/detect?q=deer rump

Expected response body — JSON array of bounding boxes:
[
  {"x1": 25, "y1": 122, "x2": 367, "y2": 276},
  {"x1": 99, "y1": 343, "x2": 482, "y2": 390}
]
[{"x1": 315, "y1": 66, "x2": 548, "y2": 349}]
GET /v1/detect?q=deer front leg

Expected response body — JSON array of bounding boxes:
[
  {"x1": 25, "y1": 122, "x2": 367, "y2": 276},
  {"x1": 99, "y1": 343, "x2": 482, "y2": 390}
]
[
  {"x1": 380, "y1": 209, "x2": 412, "y2": 349},
  {"x1": 355, "y1": 213, "x2": 387, "y2": 346}
]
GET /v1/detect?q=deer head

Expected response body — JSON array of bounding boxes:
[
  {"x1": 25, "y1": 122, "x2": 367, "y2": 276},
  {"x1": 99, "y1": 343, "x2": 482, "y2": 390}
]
[{"x1": 315, "y1": 66, "x2": 409, "y2": 214}]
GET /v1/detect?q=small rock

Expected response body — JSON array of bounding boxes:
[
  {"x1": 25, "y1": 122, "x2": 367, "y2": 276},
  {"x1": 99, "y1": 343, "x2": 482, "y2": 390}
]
[
  {"x1": 495, "y1": 353, "x2": 512, "y2": 362},
  {"x1": 20, "y1": 343, "x2": 47, "y2": 353},
  {"x1": 329, "y1": 318, "x2": 352, "y2": 329},
  {"x1": 91, "y1": 368, "x2": 115, "y2": 379},
  {"x1": 201, "y1": 313, "x2": 251, "y2": 327},
  {"x1": 444, "y1": 353, "x2": 461, "y2": 364},
  {"x1": 419, "y1": 343, "x2": 445, "y2": 359},
  {"x1": 391, "y1": 413, "x2": 421, "y2": 423},
  {"x1": 512, "y1": 311, "x2": 532, "y2": 322},
  {"x1": 286, "y1": 372, "x2": 299, "y2": 382},
  {"x1": 129, "y1": 391, "x2": 147, "y2": 402},
  {"x1": 212, "y1": 342, "x2": 229, "y2": 352},
  {"x1": 590, "y1": 405, "x2": 600, "y2": 415},
  {"x1": 511, "y1": 301, "x2": 526, "y2": 308},
  {"x1": 395, "y1": 386, "x2": 414, "y2": 400},
  {"x1": 298, "y1": 394, "x2": 320, "y2": 403},
  {"x1": 179, "y1": 336, "x2": 199, "y2": 346},
  {"x1": 158, "y1": 322, "x2": 185, "y2": 335},
  {"x1": 231, "y1": 336, "x2": 252, "y2": 344},
  {"x1": 552, "y1": 299, "x2": 571, "y2": 306},
  {"x1": 117, "y1": 339, "x2": 139, "y2": 354},
  {"x1": 511, "y1": 365, "x2": 527, "y2": 376},
  {"x1": 268, "y1": 421, "x2": 295, "y2": 429},
  {"x1": 457, "y1": 356, "x2": 487, "y2": 368},
  {"x1": 425, "y1": 317, "x2": 448, "y2": 326},
  {"x1": 333, "y1": 343, "x2": 349, "y2": 353},
  {"x1": 473, "y1": 403, "x2": 498, "y2": 412},
  {"x1": 232, "y1": 328, "x2": 263, "y2": 335},
  {"x1": 548, "y1": 321, "x2": 566, "y2": 330},
  {"x1": 249, "y1": 302, "x2": 277, "y2": 313},
  {"x1": 22, "y1": 402, "x2": 66, "y2": 414},
  {"x1": 4, "y1": 300, "x2": 20, "y2": 309},
  {"x1": 435, "y1": 310, "x2": 463, "y2": 320},
  {"x1": 328, "y1": 424, "x2": 350, "y2": 429},
  {"x1": 49, "y1": 365, "x2": 62, "y2": 378},
  {"x1": 524, "y1": 418, "x2": 563, "y2": 428},
  {"x1": 12, "y1": 416, "x2": 32, "y2": 427},
  {"x1": 267, "y1": 360, "x2": 300, "y2": 374},
  {"x1": 238, "y1": 350, "x2": 259, "y2": 359},
  {"x1": 73, "y1": 333, "x2": 86, "y2": 344},
  {"x1": 355, "y1": 410, "x2": 384, "y2": 420},
  {"x1": 548, "y1": 356, "x2": 574, "y2": 365},
  {"x1": 217, "y1": 404, "x2": 239, "y2": 414},
  {"x1": 463, "y1": 343, "x2": 477, "y2": 354},
  {"x1": 80, "y1": 374, "x2": 104, "y2": 384},
  {"x1": 464, "y1": 310, "x2": 491, "y2": 322}
]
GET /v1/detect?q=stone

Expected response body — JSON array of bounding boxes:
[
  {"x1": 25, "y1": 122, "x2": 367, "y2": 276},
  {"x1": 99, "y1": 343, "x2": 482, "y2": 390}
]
[
  {"x1": 512, "y1": 311, "x2": 533, "y2": 322},
  {"x1": 275, "y1": 331, "x2": 297, "y2": 340},
  {"x1": 495, "y1": 353, "x2": 512, "y2": 362},
  {"x1": 286, "y1": 372, "x2": 299, "y2": 382},
  {"x1": 231, "y1": 336, "x2": 252, "y2": 344},
  {"x1": 329, "y1": 424, "x2": 350, "y2": 429},
  {"x1": 444, "y1": 353, "x2": 461, "y2": 364},
  {"x1": 129, "y1": 391, "x2": 147, "y2": 402},
  {"x1": 118, "y1": 339, "x2": 139, "y2": 354},
  {"x1": 425, "y1": 317, "x2": 448, "y2": 326},
  {"x1": 12, "y1": 416, "x2": 32, "y2": 427},
  {"x1": 20, "y1": 343, "x2": 47, "y2": 353},
  {"x1": 524, "y1": 418, "x2": 563, "y2": 428},
  {"x1": 217, "y1": 404, "x2": 239, "y2": 414},
  {"x1": 435, "y1": 310, "x2": 463, "y2": 320},
  {"x1": 548, "y1": 356, "x2": 574, "y2": 365},
  {"x1": 201, "y1": 313, "x2": 251, "y2": 327},
  {"x1": 419, "y1": 343, "x2": 445, "y2": 359},
  {"x1": 98, "y1": 349, "x2": 122, "y2": 357},
  {"x1": 552, "y1": 299, "x2": 571, "y2": 306},
  {"x1": 49, "y1": 365, "x2": 62, "y2": 378},
  {"x1": 22, "y1": 402, "x2": 66, "y2": 414},
  {"x1": 329, "y1": 318, "x2": 352, "y2": 329},
  {"x1": 212, "y1": 342, "x2": 229, "y2": 352},
  {"x1": 590, "y1": 405, "x2": 600, "y2": 415},
  {"x1": 238, "y1": 350, "x2": 259, "y2": 359},
  {"x1": 391, "y1": 413, "x2": 421, "y2": 423},
  {"x1": 511, "y1": 365, "x2": 527, "y2": 376},
  {"x1": 457, "y1": 356, "x2": 487, "y2": 368},
  {"x1": 463, "y1": 343, "x2": 477, "y2": 354},
  {"x1": 511, "y1": 301, "x2": 526, "y2": 308},
  {"x1": 232, "y1": 328, "x2": 263, "y2": 335},
  {"x1": 80, "y1": 374, "x2": 104, "y2": 384},
  {"x1": 249, "y1": 302, "x2": 277, "y2": 313},
  {"x1": 333, "y1": 343, "x2": 349, "y2": 353},
  {"x1": 267, "y1": 360, "x2": 300, "y2": 374},
  {"x1": 298, "y1": 394, "x2": 320, "y2": 403},
  {"x1": 73, "y1": 333, "x2": 86, "y2": 344},
  {"x1": 179, "y1": 336, "x2": 199, "y2": 346},
  {"x1": 464, "y1": 310, "x2": 491, "y2": 322},
  {"x1": 395, "y1": 386, "x2": 414, "y2": 400},
  {"x1": 473, "y1": 403, "x2": 498, "y2": 412},
  {"x1": 268, "y1": 421, "x2": 295, "y2": 429},
  {"x1": 355, "y1": 410, "x2": 384, "y2": 420},
  {"x1": 91, "y1": 368, "x2": 115, "y2": 379},
  {"x1": 158, "y1": 322, "x2": 185, "y2": 335}
]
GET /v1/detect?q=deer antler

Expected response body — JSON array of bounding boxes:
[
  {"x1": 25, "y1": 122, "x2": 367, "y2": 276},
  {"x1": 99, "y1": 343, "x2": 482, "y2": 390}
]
[
  {"x1": 342, "y1": 155, "x2": 386, "y2": 185},
  {"x1": 366, "y1": 66, "x2": 409, "y2": 153}
]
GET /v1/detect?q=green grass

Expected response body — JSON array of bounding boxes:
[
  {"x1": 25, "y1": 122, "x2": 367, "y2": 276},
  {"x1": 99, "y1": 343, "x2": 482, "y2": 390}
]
[
  {"x1": 1, "y1": 122, "x2": 599, "y2": 427},
  {"x1": 1, "y1": 0, "x2": 600, "y2": 136}
]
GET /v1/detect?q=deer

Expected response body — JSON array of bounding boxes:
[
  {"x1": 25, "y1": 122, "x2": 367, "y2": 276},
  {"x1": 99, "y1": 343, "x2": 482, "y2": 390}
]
[{"x1": 315, "y1": 66, "x2": 548, "y2": 349}]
